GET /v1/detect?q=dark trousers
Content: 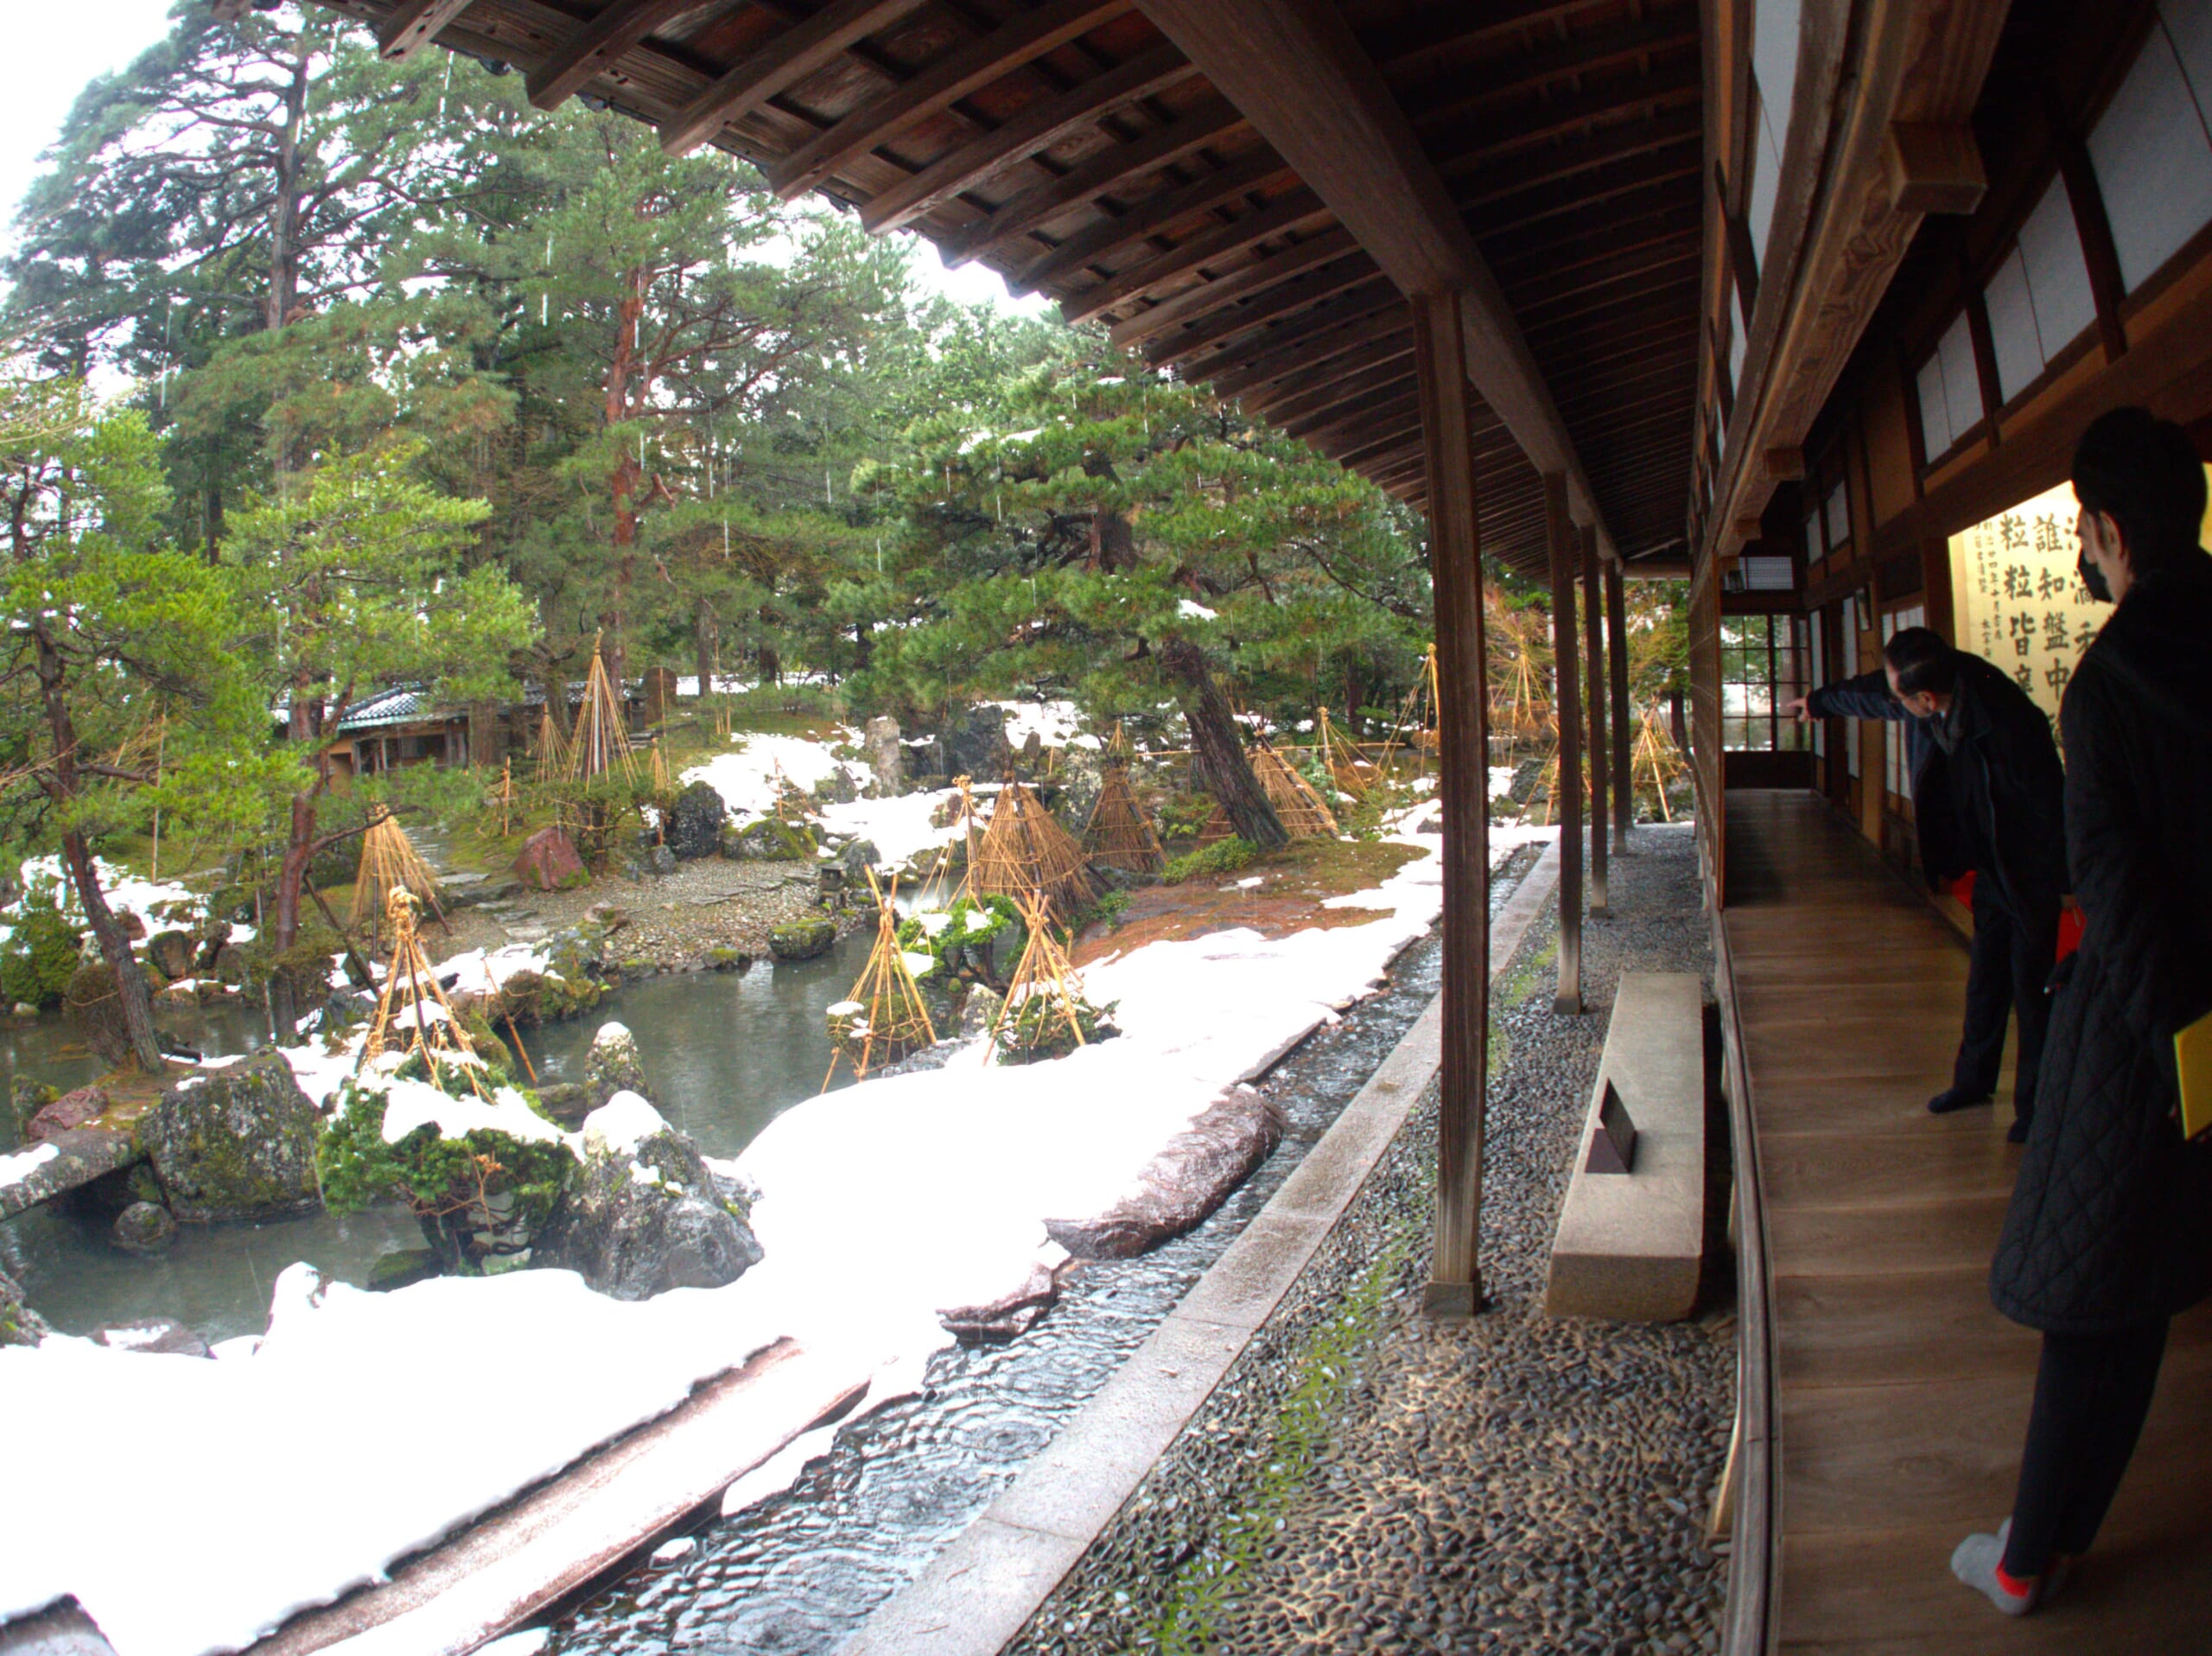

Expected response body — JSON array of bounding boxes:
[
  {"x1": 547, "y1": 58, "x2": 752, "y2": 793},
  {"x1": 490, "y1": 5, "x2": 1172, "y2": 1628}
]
[
  {"x1": 1954, "y1": 876, "x2": 2059, "y2": 1118},
  {"x1": 2002, "y1": 1320, "x2": 2169, "y2": 1576}
]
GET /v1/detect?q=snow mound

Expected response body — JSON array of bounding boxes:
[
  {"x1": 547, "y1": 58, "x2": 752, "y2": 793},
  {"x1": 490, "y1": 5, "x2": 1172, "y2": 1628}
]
[
  {"x1": 582, "y1": 1091, "x2": 668, "y2": 1156},
  {"x1": 682, "y1": 732, "x2": 857, "y2": 818}
]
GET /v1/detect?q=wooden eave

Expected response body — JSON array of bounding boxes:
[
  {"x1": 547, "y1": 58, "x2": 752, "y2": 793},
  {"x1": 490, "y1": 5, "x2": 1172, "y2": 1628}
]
[{"x1": 325, "y1": 0, "x2": 1707, "y2": 578}]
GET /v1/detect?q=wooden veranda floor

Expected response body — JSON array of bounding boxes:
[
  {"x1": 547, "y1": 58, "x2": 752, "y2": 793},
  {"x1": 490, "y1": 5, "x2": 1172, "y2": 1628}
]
[{"x1": 1723, "y1": 789, "x2": 2212, "y2": 1653}]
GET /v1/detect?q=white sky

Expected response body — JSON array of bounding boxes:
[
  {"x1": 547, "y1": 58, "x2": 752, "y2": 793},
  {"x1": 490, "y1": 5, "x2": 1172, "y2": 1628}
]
[{"x1": 0, "y1": 1, "x2": 1046, "y2": 317}]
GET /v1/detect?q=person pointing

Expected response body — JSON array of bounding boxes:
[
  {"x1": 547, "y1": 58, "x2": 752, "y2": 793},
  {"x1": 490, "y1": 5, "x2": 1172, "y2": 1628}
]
[{"x1": 1783, "y1": 626, "x2": 2067, "y2": 1140}]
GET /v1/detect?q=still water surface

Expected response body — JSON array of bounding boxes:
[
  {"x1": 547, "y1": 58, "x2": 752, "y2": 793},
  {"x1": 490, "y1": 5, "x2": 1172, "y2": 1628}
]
[{"x1": 0, "y1": 931, "x2": 871, "y2": 1340}]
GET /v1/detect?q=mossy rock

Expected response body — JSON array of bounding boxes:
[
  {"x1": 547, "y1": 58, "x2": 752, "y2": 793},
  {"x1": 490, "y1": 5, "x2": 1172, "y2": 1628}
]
[
  {"x1": 141, "y1": 1052, "x2": 322, "y2": 1222},
  {"x1": 767, "y1": 916, "x2": 836, "y2": 962},
  {"x1": 702, "y1": 946, "x2": 750, "y2": 971},
  {"x1": 366, "y1": 1248, "x2": 441, "y2": 1293}
]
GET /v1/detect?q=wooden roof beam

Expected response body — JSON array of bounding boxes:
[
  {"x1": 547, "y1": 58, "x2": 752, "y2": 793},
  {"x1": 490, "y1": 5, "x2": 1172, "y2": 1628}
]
[
  {"x1": 526, "y1": 0, "x2": 700, "y2": 112},
  {"x1": 378, "y1": 0, "x2": 474, "y2": 61},
  {"x1": 861, "y1": 44, "x2": 1201, "y2": 233},
  {"x1": 1107, "y1": 226, "x2": 1359, "y2": 347},
  {"x1": 1140, "y1": 254, "x2": 1384, "y2": 367},
  {"x1": 1014, "y1": 150, "x2": 1292, "y2": 294},
  {"x1": 766, "y1": 0, "x2": 1134, "y2": 200},
  {"x1": 1206, "y1": 309, "x2": 1412, "y2": 400},
  {"x1": 658, "y1": 0, "x2": 935, "y2": 157},
  {"x1": 1058, "y1": 188, "x2": 1336, "y2": 325},
  {"x1": 1135, "y1": 0, "x2": 1617, "y2": 553},
  {"x1": 1249, "y1": 353, "x2": 1414, "y2": 426},
  {"x1": 938, "y1": 98, "x2": 1248, "y2": 266}
]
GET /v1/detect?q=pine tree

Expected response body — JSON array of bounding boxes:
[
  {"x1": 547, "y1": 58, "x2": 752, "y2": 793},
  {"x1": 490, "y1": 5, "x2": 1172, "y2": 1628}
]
[
  {"x1": 0, "y1": 378, "x2": 262, "y2": 1070},
  {"x1": 226, "y1": 440, "x2": 530, "y2": 1035}
]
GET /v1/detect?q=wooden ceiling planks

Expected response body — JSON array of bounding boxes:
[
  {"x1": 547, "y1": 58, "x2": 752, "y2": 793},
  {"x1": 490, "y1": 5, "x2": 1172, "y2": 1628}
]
[{"x1": 311, "y1": 0, "x2": 1704, "y2": 575}]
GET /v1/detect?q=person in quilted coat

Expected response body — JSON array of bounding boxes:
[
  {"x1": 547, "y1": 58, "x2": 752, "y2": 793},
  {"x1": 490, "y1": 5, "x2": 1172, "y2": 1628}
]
[{"x1": 1951, "y1": 408, "x2": 2212, "y2": 1615}]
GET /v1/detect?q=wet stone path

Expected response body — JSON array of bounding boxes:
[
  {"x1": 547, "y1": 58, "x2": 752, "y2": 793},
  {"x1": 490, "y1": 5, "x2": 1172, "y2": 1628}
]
[
  {"x1": 544, "y1": 846, "x2": 1546, "y2": 1656},
  {"x1": 1004, "y1": 824, "x2": 1732, "y2": 1656}
]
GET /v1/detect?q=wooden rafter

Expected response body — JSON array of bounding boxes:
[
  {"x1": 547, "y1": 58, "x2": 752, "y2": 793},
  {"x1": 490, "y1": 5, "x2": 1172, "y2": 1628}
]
[
  {"x1": 659, "y1": 0, "x2": 934, "y2": 156},
  {"x1": 526, "y1": 0, "x2": 700, "y2": 111},
  {"x1": 1014, "y1": 149, "x2": 1290, "y2": 294},
  {"x1": 938, "y1": 97, "x2": 1247, "y2": 265},
  {"x1": 766, "y1": 0, "x2": 1135, "y2": 200},
  {"x1": 378, "y1": 0, "x2": 474, "y2": 60},
  {"x1": 861, "y1": 43, "x2": 1199, "y2": 232}
]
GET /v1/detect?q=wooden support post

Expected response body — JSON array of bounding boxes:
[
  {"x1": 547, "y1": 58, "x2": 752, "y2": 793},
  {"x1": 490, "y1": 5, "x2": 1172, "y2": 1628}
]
[
  {"x1": 1412, "y1": 292, "x2": 1490, "y2": 1319},
  {"x1": 1547, "y1": 475, "x2": 1583, "y2": 1016},
  {"x1": 1606, "y1": 557, "x2": 1632, "y2": 854},
  {"x1": 1581, "y1": 525, "x2": 1609, "y2": 919}
]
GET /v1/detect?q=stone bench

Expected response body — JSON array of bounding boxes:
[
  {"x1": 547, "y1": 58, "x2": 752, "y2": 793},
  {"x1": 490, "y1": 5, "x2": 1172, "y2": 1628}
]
[{"x1": 1544, "y1": 971, "x2": 1706, "y2": 1322}]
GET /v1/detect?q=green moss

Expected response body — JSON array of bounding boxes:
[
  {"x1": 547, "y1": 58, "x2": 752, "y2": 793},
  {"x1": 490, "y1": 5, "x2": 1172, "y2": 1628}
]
[
  {"x1": 1141, "y1": 1232, "x2": 1415, "y2": 1655},
  {"x1": 993, "y1": 990, "x2": 1117, "y2": 1065},
  {"x1": 1162, "y1": 838, "x2": 1257, "y2": 884},
  {"x1": 894, "y1": 894, "x2": 1020, "y2": 977}
]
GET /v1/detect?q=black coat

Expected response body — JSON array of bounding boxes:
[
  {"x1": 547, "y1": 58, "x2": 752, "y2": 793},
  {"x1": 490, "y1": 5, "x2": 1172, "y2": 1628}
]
[
  {"x1": 1991, "y1": 557, "x2": 2212, "y2": 1334},
  {"x1": 1807, "y1": 653, "x2": 2068, "y2": 914}
]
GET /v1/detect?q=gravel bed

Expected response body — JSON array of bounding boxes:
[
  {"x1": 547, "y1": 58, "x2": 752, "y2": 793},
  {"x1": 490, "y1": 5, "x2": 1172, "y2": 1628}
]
[{"x1": 1005, "y1": 823, "x2": 1732, "y2": 1656}]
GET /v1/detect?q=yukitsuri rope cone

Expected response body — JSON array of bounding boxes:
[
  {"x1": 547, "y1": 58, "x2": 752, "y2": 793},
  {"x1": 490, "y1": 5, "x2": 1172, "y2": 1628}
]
[
  {"x1": 970, "y1": 780, "x2": 1096, "y2": 919},
  {"x1": 1374, "y1": 642, "x2": 1442, "y2": 780},
  {"x1": 1081, "y1": 724, "x2": 1165, "y2": 874},
  {"x1": 1194, "y1": 800, "x2": 1237, "y2": 847},
  {"x1": 1313, "y1": 704, "x2": 1370, "y2": 800},
  {"x1": 349, "y1": 811, "x2": 444, "y2": 944},
  {"x1": 534, "y1": 708, "x2": 570, "y2": 781},
  {"x1": 1250, "y1": 742, "x2": 1338, "y2": 838},
  {"x1": 360, "y1": 889, "x2": 486, "y2": 1097},
  {"x1": 567, "y1": 636, "x2": 636, "y2": 785},
  {"x1": 823, "y1": 869, "x2": 938, "y2": 1090},
  {"x1": 988, "y1": 890, "x2": 1098, "y2": 1064},
  {"x1": 1635, "y1": 701, "x2": 1687, "y2": 822}
]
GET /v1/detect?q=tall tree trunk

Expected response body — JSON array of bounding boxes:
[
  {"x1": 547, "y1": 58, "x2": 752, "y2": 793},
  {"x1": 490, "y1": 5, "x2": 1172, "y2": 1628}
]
[
  {"x1": 1343, "y1": 661, "x2": 1367, "y2": 737},
  {"x1": 1160, "y1": 639, "x2": 1287, "y2": 850},
  {"x1": 29, "y1": 625, "x2": 162, "y2": 1071},
  {"x1": 602, "y1": 265, "x2": 647, "y2": 689},
  {"x1": 468, "y1": 700, "x2": 500, "y2": 768},
  {"x1": 59, "y1": 831, "x2": 164, "y2": 1073},
  {"x1": 269, "y1": 787, "x2": 320, "y2": 1039},
  {"x1": 264, "y1": 44, "x2": 307, "y2": 336}
]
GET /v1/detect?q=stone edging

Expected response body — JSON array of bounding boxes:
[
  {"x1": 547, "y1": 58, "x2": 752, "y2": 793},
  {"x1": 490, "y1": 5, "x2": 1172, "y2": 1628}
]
[{"x1": 835, "y1": 839, "x2": 1563, "y2": 1656}]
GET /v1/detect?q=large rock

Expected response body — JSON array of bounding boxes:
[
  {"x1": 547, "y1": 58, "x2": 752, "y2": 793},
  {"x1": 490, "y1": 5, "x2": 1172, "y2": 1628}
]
[
  {"x1": 768, "y1": 916, "x2": 836, "y2": 962},
  {"x1": 0, "y1": 1265, "x2": 49, "y2": 1347},
  {"x1": 141, "y1": 1052, "x2": 322, "y2": 1223},
  {"x1": 811, "y1": 766, "x2": 859, "y2": 806},
  {"x1": 583, "y1": 1020, "x2": 648, "y2": 1111},
  {"x1": 25, "y1": 1085, "x2": 109, "y2": 1143},
  {"x1": 1045, "y1": 1087, "x2": 1285, "y2": 1259},
  {"x1": 938, "y1": 1260, "x2": 1059, "y2": 1342},
  {"x1": 514, "y1": 826, "x2": 588, "y2": 892},
  {"x1": 112, "y1": 1201, "x2": 178, "y2": 1256},
  {"x1": 944, "y1": 706, "x2": 1011, "y2": 782},
  {"x1": 534, "y1": 1093, "x2": 762, "y2": 1300},
  {"x1": 840, "y1": 839, "x2": 880, "y2": 879},
  {"x1": 666, "y1": 781, "x2": 727, "y2": 861},
  {"x1": 64, "y1": 960, "x2": 132, "y2": 1069},
  {"x1": 146, "y1": 929, "x2": 195, "y2": 982},
  {"x1": 862, "y1": 716, "x2": 904, "y2": 797}
]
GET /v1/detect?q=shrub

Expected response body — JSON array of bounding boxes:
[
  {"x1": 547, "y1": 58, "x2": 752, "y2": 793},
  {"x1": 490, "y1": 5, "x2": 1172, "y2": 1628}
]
[
  {"x1": 1163, "y1": 838, "x2": 1257, "y2": 884},
  {"x1": 994, "y1": 989, "x2": 1118, "y2": 1065},
  {"x1": 0, "y1": 902, "x2": 84, "y2": 1008},
  {"x1": 898, "y1": 893, "x2": 1022, "y2": 977},
  {"x1": 317, "y1": 1063, "x2": 575, "y2": 1274}
]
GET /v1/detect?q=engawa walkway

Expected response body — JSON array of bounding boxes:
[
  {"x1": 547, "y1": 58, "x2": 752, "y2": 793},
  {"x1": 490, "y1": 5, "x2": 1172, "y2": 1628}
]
[{"x1": 1724, "y1": 789, "x2": 2212, "y2": 1653}]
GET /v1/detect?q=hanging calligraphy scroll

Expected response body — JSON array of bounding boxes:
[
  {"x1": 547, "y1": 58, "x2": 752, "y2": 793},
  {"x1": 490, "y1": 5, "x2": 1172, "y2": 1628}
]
[
  {"x1": 1948, "y1": 470, "x2": 2212, "y2": 726},
  {"x1": 1947, "y1": 481, "x2": 2110, "y2": 725}
]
